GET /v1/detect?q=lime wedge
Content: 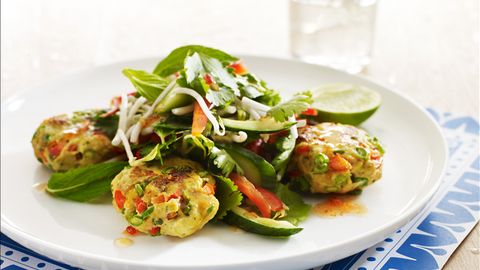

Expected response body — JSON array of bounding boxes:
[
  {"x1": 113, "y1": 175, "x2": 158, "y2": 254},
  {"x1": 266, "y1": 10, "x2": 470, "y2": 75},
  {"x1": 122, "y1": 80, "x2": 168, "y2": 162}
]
[{"x1": 311, "y1": 83, "x2": 381, "y2": 125}]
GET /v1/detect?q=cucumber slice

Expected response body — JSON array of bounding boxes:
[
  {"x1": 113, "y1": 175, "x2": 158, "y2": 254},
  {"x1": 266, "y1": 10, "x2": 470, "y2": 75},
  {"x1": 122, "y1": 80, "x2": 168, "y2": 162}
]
[
  {"x1": 154, "y1": 93, "x2": 193, "y2": 113},
  {"x1": 218, "y1": 143, "x2": 277, "y2": 188},
  {"x1": 224, "y1": 207, "x2": 302, "y2": 237},
  {"x1": 222, "y1": 118, "x2": 294, "y2": 133}
]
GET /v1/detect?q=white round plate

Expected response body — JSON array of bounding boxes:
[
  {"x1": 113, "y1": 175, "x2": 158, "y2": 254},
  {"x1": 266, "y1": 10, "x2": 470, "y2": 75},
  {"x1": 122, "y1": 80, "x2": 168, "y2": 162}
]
[{"x1": 1, "y1": 56, "x2": 447, "y2": 270}]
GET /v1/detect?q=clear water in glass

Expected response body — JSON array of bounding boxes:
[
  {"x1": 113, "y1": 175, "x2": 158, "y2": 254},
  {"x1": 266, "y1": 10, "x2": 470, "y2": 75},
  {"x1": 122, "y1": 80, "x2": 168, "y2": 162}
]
[{"x1": 290, "y1": 0, "x2": 377, "y2": 73}]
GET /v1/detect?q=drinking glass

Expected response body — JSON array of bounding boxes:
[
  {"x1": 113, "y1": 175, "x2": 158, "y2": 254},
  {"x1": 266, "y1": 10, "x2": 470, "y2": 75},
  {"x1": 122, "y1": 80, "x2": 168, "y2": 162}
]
[{"x1": 290, "y1": 0, "x2": 378, "y2": 73}]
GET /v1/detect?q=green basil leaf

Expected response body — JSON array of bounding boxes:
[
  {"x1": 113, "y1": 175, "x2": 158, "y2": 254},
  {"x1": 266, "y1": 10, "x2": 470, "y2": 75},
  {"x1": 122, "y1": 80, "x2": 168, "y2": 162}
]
[
  {"x1": 46, "y1": 162, "x2": 127, "y2": 202},
  {"x1": 275, "y1": 184, "x2": 311, "y2": 226},
  {"x1": 122, "y1": 68, "x2": 170, "y2": 102},
  {"x1": 153, "y1": 45, "x2": 238, "y2": 77}
]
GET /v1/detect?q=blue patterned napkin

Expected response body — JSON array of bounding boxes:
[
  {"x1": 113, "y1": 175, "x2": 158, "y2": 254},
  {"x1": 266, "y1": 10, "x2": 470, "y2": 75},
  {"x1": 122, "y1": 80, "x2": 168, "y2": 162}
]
[{"x1": 1, "y1": 109, "x2": 479, "y2": 270}]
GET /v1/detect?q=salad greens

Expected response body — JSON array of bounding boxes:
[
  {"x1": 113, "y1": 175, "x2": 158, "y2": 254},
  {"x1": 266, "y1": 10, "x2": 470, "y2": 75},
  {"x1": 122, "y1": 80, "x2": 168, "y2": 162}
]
[
  {"x1": 153, "y1": 45, "x2": 238, "y2": 77},
  {"x1": 213, "y1": 175, "x2": 243, "y2": 221},
  {"x1": 267, "y1": 92, "x2": 313, "y2": 122},
  {"x1": 43, "y1": 44, "x2": 319, "y2": 237},
  {"x1": 46, "y1": 162, "x2": 127, "y2": 202},
  {"x1": 274, "y1": 184, "x2": 311, "y2": 226},
  {"x1": 123, "y1": 69, "x2": 170, "y2": 102}
]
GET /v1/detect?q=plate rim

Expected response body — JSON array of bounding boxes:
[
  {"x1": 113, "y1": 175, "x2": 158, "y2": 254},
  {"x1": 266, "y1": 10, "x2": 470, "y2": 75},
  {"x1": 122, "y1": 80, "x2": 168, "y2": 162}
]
[{"x1": 1, "y1": 55, "x2": 448, "y2": 269}]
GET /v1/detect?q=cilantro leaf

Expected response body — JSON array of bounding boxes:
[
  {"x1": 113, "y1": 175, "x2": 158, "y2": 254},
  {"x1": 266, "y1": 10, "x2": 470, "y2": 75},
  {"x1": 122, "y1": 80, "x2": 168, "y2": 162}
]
[
  {"x1": 46, "y1": 162, "x2": 127, "y2": 202},
  {"x1": 213, "y1": 175, "x2": 243, "y2": 221},
  {"x1": 183, "y1": 52, "x2": 239, "y2": 106},
  {"x1": 184, "y1": 52, "x2": 204, "y2": 84},
  {"x1": 153, "y1": 45, "x2": 238, "y2": 77},
  {"x1": 267, "y1": 92, "x2": 313, "y2": 122},
  {"x1": 209, "y1": 147, "x2": 243, "y2": 176},
  {"x1": 275, "y1": 184, "x2": 311, "y2": 225},
  {"x1": 256, "y1": 87, "x2": 281, "y2": 106},
  {"x1": 122, "y1": 69, "x2": 170, "y2": 102},
  {"x1": 199, "y1": 54, "x2": 239, "y2": 95},
  {"x1": 180, "y1": 134, "x2": 215, "y2": 161},
  {"x1": 205, "y1": 87, "x2": 236, "y2": 107}
]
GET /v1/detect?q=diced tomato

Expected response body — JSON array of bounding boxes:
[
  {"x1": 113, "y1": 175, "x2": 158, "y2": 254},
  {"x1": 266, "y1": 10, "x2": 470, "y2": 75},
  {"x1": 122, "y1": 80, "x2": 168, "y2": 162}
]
[
  {"x1": 135, "y1": 199, "x2": 147, "y2": 214},
  {"x1": 229, "y1": 62, "x2": 247, "y2": 75},
  {"x1": 153, "y1": 194, "x2": 166, "y2": 204},
  {"x1": 125, "y1": 226, "x2": 138, "y2": 235},
  {"x1": 149, "y1": 227, "x2": 160, "y2": 235},
  {"x1": 192, "y1": 101, "x2": 208, "y2": 136},
  {"x1": 174, "y1": 72, "x2": 180, "y2": 78},
  {"x1": 295, "y1": 144, "x2": 311, "y2": 155},
  {"x1": 127, "y1": 91, "x2": 137, "y2": 96},
  {"x1": 301, "y1": 108, "x2": 318, "y2": 116},
  {"x1": 67, "y1": 144, "x2": 78, "y2": 152},
  {"x1": 48, "y1": 141, "x2": 64, "y2": 159},
  {"x1": 230, "y1": 173, "x2": 271, "y2": 218},
  {"x1": 245, "y1": 139, "x2": 263, "y2": 155},
  {"x1": 203, "y1": 73, "x2": 214, "y2": 85},
  {"x1": 114, "y1": 190, "x2": 126, "y2": 209},
  {"x1": 329, "y1": 154, "x2": 352, "y2": 172},
  {"x1": 256, "y1": 187, "x2": 284, "y2": 212},
  {"x1": 168, "y1": 190, "x2": 182, "y2": 201},
  {"x1": 167, "y1": 212, "x2": 178, "y2": 220},
  {"x1": 203, "y1": 183, "x2": 216, "y2": 195},
  {"x1": 370, "y1": 150, "x2": 381, "y2": 160}
]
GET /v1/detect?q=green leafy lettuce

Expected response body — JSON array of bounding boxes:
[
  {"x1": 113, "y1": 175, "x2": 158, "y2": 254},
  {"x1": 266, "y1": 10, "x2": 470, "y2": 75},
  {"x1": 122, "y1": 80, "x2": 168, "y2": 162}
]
[{"x1": 46, "y1": 162, "x2": 127, "y2": 202}]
